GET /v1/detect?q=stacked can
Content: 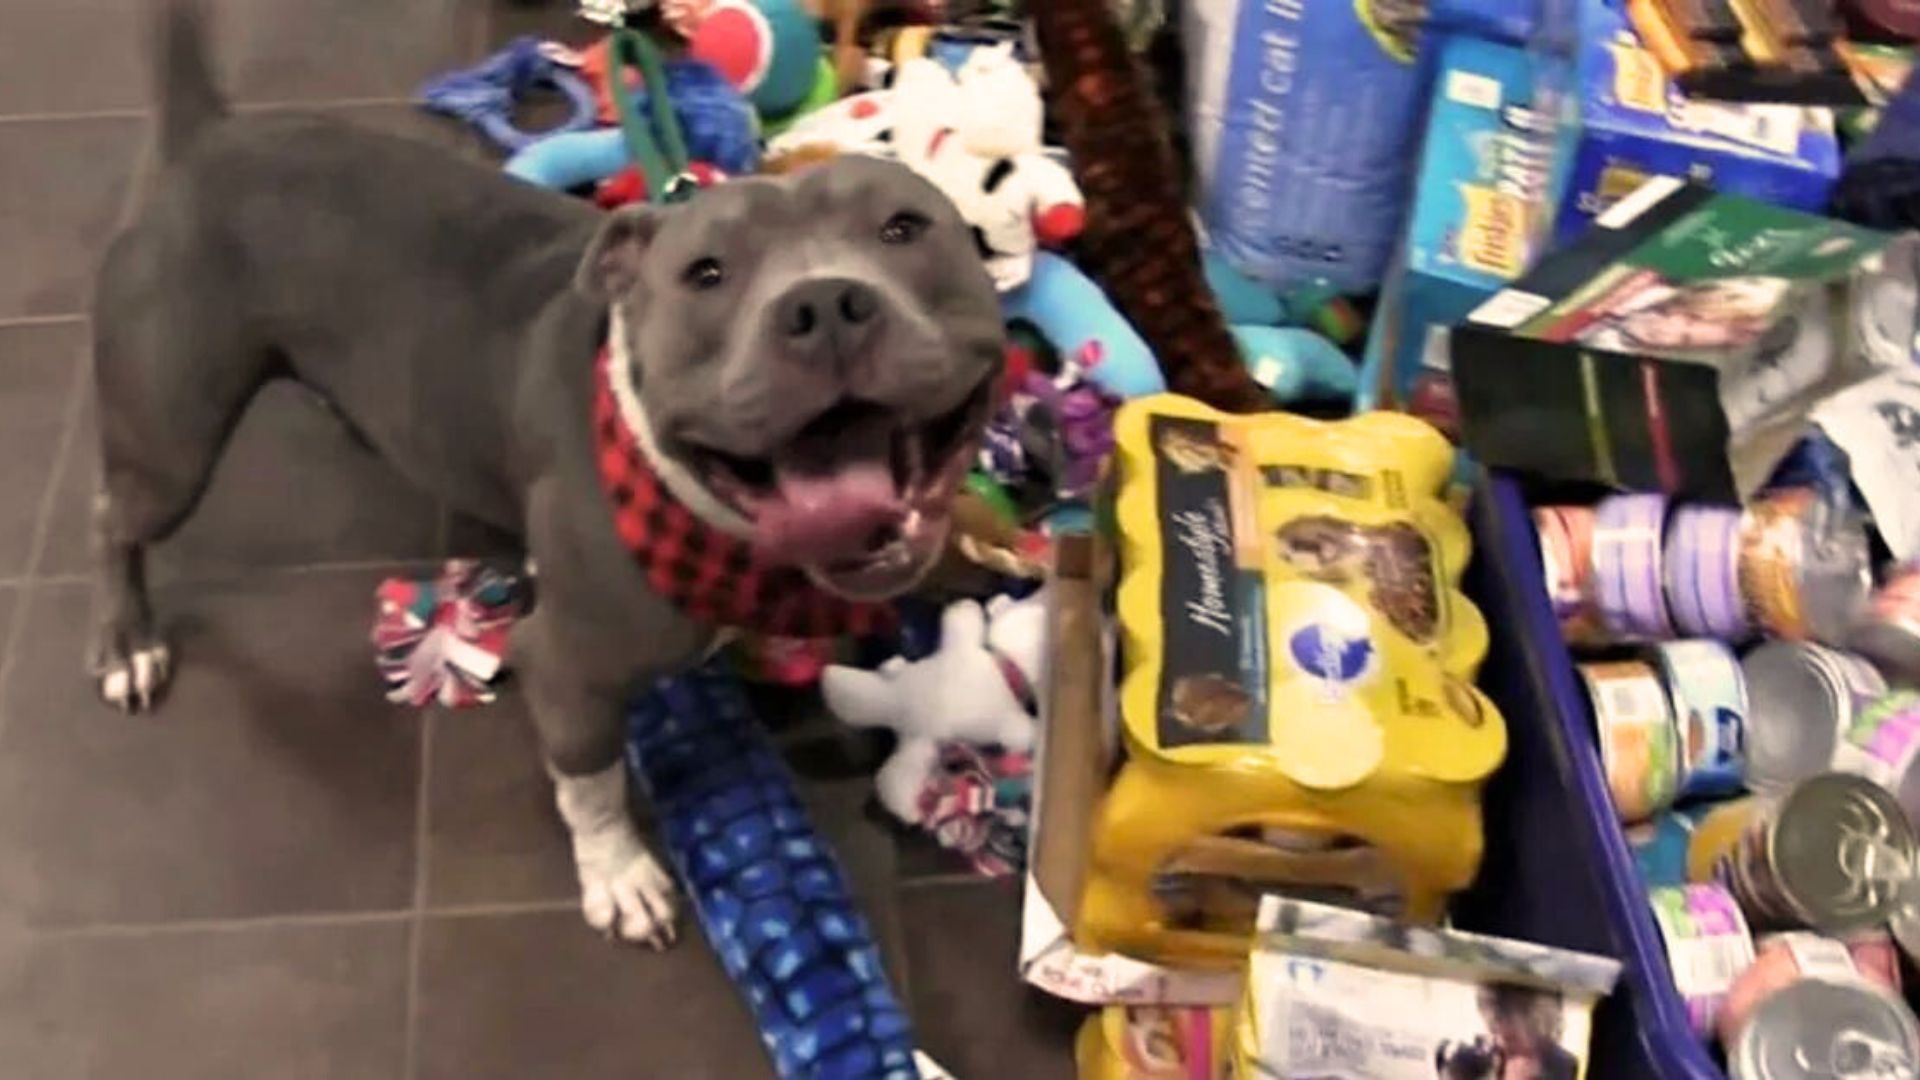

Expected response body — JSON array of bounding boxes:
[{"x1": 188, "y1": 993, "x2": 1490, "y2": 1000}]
[
  {"x1": 1648, "y1": 883, "x2": 1755, "y2": 1038},
  {"x1": 1741, "y1": 642, "x2": 1889, "y2": 796},
  {"x1": 1533, "y1": 505, "x2": 1602, "y2": 644},
  {"x1": 1738, "y1": 487, "x2": 1873, "y2": 645},
  {"x1": 1721, "y1": 933, "x2": 1920, "y2": 1079},
  {"x1": 1833, "y1": 691, "x2": 1920, "y2": 832},
  {"x1": 1579, "y1": 660, "x2": 1682, "y2": 823},
  {"x1": 1580, "y1": 641, "x2": 1749, "y2": 823},
  {"x1": 1655, "y1": 640, "x2": 1747, "y2": 801},
  {"x1": 1592, "y1": 493, "x2": 1675, "y2": 642},
  {"x1": 1855, "y1": 561, "x2": 1920, "y2": 683},
  {"x1": 1665, "y1": 504, "x2": 1752, "y2": 641},
  {"x1": 1707, "y1": 774, "x2": 1917, "y2": 937}
]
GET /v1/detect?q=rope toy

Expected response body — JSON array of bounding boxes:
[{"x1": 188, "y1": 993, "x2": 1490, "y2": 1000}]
[
  {"x1": 915, "y1": 743, "x2": 1033, "y2": 877},
  {"x1": 416, "y1": 37, "x2": 599, "y2": 153},
  {"x1": 371, "y1": 561, "x2": 526, "y2": 708},
  {"x1": 1028, "y1": 0, "x2": 1271, "y2": 412}
]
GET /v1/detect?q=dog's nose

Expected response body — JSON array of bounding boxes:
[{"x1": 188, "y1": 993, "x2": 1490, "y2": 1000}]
[{"x1": 777, "y1": 279, "x2": 881, "y2": 346}]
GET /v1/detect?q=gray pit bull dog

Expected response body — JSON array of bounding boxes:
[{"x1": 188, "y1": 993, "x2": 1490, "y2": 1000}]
[{"x1": 90, "y1": 3, "x2": 1003, "y2": 945}]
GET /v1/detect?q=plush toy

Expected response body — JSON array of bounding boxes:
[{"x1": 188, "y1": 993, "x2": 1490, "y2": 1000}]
[
  {"x1": 771, "y1": 48, "x2": 1085, "y2": 293},
  {"x1": 627, "y1": 666, "x2": 920, "y2": 1080},
  {"x1": 662, "y1": 0, "x2": 823, "y2": 117},
  {"x1": 416, "y1": 37, "x2": 600, "y2": 153},
  {"x1": 821, "y1": 590, "x2": 1047, "y2": 823},
  {"x1": 504, "y1": 60, "x2": 760, "y2": 189}
]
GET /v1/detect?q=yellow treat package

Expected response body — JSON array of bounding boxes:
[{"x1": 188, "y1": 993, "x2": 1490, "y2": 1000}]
[{"x1": 1076, "y1": 395, "x2": 1507, "y2": 969}]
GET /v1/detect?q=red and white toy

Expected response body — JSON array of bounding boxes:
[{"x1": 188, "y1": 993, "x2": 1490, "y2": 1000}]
[{"x1": 769, "y1": 44, "x2": 1085, "y2": 292}]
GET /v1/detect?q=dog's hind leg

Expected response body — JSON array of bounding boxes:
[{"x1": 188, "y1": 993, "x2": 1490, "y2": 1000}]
[{"x1": 87, "y1": 226, "x2": 271, "y2": 712}]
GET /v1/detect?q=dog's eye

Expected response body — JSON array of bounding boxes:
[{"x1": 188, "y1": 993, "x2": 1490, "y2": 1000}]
[
  {"x1": 681, "y1": 257, "x2": 725, "y2": 290},
  {"x1": 879, "y1": 211, "x2": 931, "y2": 245}
]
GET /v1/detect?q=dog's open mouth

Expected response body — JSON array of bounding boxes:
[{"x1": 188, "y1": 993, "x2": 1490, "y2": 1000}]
[{"x1": 687, "y1": 381, "x2": 993, "y2": 598}]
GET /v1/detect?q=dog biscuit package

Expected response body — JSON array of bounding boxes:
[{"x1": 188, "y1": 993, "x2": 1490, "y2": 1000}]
[{"x1": 1181, "y1": 0, "x2": 1431, "y2": 293}]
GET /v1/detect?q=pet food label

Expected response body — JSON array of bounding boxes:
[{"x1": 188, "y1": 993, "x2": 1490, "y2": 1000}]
[
  {"x1": 1152, "y1": 415, "x2": 1267, "y2": 749},
  {"x1": 1112, "y1": 396, "x2": 1505, "y2": 786}
]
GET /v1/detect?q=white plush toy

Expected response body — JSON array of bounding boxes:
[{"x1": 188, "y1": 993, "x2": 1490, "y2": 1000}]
[
  {"x1": 822, "y1": 589, "x2": 1049, "y2": 823},
  {"x1": 767, "y1": 46, "x2": 1085, "y2": 292}
]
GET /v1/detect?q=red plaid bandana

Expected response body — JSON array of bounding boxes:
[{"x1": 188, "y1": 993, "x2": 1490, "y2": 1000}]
[{"x1": 591, "y1": 348, "x2": 897, "y2": 639}]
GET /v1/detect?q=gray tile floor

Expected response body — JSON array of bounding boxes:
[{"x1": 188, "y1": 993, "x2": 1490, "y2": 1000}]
[{"x1": 0, "y1": 2, "x2": 1079, "y2": 1075}]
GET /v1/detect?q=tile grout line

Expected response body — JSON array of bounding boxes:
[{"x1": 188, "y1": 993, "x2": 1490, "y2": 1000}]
[
  {"x1": 401, "y1": 708, "x2": 435, "y2": 1080},
  {"x1": 0, "y1": 313, "x2": 87, "y2": 331},
  {"x1": 40, "y1": 907, "x2": 415, "y2": 940},
  {"x1": 28, "y1": 898, "x2": 581, "y2": 943},
  {"x1": 0, "y1": 108, "x2": 147, "y2": 126},
  {"x1": 0, "y1": 340, "x2": 93, "y2": 745}
]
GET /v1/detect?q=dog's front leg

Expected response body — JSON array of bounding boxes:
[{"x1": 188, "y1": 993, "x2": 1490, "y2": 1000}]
[{"x1": 513, "y1": 607, "x2": 679, "y2": 947}]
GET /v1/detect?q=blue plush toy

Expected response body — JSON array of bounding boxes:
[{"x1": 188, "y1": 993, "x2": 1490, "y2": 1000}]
[{"x1": 626, "y1": 666, "x2": 919, "y2": 1080}]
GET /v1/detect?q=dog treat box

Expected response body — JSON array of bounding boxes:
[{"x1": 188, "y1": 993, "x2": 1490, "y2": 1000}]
[{"x1": 1075, "y1": 395, "x2": 1506, "y2": 970}]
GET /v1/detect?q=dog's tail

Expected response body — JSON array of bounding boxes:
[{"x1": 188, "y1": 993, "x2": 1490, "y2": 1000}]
[{"x1": 155, "y1": 0, "x2": 227, "y2": 161}]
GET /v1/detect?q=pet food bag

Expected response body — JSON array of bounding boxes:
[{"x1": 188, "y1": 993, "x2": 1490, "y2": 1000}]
[{"x1": 1182, "y1": 0, "x2": 1433, "y2": 293}]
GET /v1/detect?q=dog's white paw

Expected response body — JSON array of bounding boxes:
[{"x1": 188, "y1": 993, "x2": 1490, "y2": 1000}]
[
  {"x1": 577, "y1": 846, "x2": 679, "y2": 948},
  {"x1": 97, "y1": 642, "x2": 172, "y2": 714},
  {"x1": 552, "y1": 761, "x2": 680, "y2": 948}
]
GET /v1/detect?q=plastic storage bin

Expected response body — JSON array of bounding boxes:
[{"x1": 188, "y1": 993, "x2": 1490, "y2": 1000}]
[{"x1": 1454, "y1": 472, "x2": 1721, "y2": 1078}]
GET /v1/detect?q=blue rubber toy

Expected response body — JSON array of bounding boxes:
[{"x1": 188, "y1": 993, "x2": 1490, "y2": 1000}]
[
  {"x1": 504, "y1": 60, "x2": 760, "y2": 188},
  {"x1": 626, "y1": 666, "x2": 919, "y2": 1080},
  {"x1": 417, "y1": 36, "x2": 600, "y2": 153}
]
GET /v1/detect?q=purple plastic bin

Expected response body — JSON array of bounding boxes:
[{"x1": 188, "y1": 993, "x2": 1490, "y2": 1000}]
[{"x1": 1453, "y1": 473, "x2": 1722, "y2": 1078}]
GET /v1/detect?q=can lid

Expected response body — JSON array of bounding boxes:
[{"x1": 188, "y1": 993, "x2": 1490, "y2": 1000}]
[
  {"x1": 1730, "y1": 977, "x2": 1920, "y2": 1079},
  {"x1": 1743, "y1": 643, "x2": 1848, "y2": 795},
  {"x1": 1771, "y1": 774, "x2": 1919, "y2": 934}
]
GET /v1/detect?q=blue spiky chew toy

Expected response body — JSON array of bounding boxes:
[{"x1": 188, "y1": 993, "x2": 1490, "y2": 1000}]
[{"x1": 626, "y1": 665, "x2": 920, "y2": 1080}]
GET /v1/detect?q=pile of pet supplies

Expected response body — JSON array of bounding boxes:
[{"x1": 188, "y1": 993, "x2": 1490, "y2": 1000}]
[{"x1": 380, "y1": 0, "x2": 1920, "y2": 1076}]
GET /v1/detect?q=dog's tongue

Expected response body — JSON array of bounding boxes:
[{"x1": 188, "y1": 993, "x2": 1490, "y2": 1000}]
[{"x1": 752, "y1": 416, "x2": 905, "y2": 564}]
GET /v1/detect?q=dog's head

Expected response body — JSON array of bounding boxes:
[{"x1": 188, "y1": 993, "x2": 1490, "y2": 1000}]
[{"x1": 576, "y1": 154, "x2": 1005, "y2": 601}]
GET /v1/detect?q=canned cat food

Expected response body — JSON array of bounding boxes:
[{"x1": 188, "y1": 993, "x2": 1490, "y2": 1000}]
[
  {"x1": 1728, "y1": 976, "x2": 1920, "y2": 1079},
  {"x1": 1833, "y1": 691, "x2": 1920, "y2": 831},
  {"x1": 1579, "y1": 660, "x2": 1681, "y2": 823},
  {"x1": 1740, "y1": 642, "x2": 1888, "y2": 797},
  {"x1": 1533, "y1": 505, "x2": 1602, "y2": 644},
  {"x1": 1649, "y1": 883, "x2": 1756, "y2": 1039},
  {"x1": 1688, "y1": 798, "x2": 1762, "y2": 884},
  {"x1": 1630, "y1": 804, "x2": 1714, "y2": 888},
  {"x1": 1715, "y1": 773, "x2": 1918, "y2": 935},
  {"x1": 1593, "y1": 493, "x2": 1674, "y2": 642},
  {"x1": 1664, "y1": 504, "x2": 1751, "y2": 641},
  {"x1": 1719, "y1": 932, "x2": 1870, "y2": 1046},
  {"x1": 1653, "y1": 640, "x2": 1747, "y2": 800},
  {"x1": 1855, "y1": 561, "x2": 1920, "y2": 684},
  {"x1": 1738, "y1": 487, "x2": 1873, "y2": 644}
]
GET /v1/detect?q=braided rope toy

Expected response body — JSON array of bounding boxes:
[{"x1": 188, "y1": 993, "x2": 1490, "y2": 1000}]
[{"x1": 1028, "y1": 0, "x2": 1271, "y2": 413}]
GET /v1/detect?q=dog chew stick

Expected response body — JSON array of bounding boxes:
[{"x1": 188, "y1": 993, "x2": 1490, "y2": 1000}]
[{"x1": 1028, "y1": 0, "x2": 1272, "y2": 413}]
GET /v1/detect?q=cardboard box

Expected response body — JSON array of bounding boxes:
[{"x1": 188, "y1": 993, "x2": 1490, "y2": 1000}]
[
  {"x1": 1366, "y1": 35, "x2": 1560, "y2": 410},
  {"x1": 1451, "y1": 178, "x2": 1892, "y2": 501},
  {"x1": 1550, "y1": 0, "x2": 1841, "y2": 244},
  {"x1": 1017, "y1": 530, "x2": 1243, "y2": 1006}
]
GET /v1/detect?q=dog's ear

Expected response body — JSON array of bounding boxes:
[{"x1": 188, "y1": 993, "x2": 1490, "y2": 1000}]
[{"x1": 575, "y1": 205, "x2": 667, "y2": 302}]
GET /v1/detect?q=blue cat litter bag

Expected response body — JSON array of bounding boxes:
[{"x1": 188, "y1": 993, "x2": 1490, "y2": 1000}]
[{"x1": 1183, "y1": 0, "x2": 1435, "y2": 293}]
